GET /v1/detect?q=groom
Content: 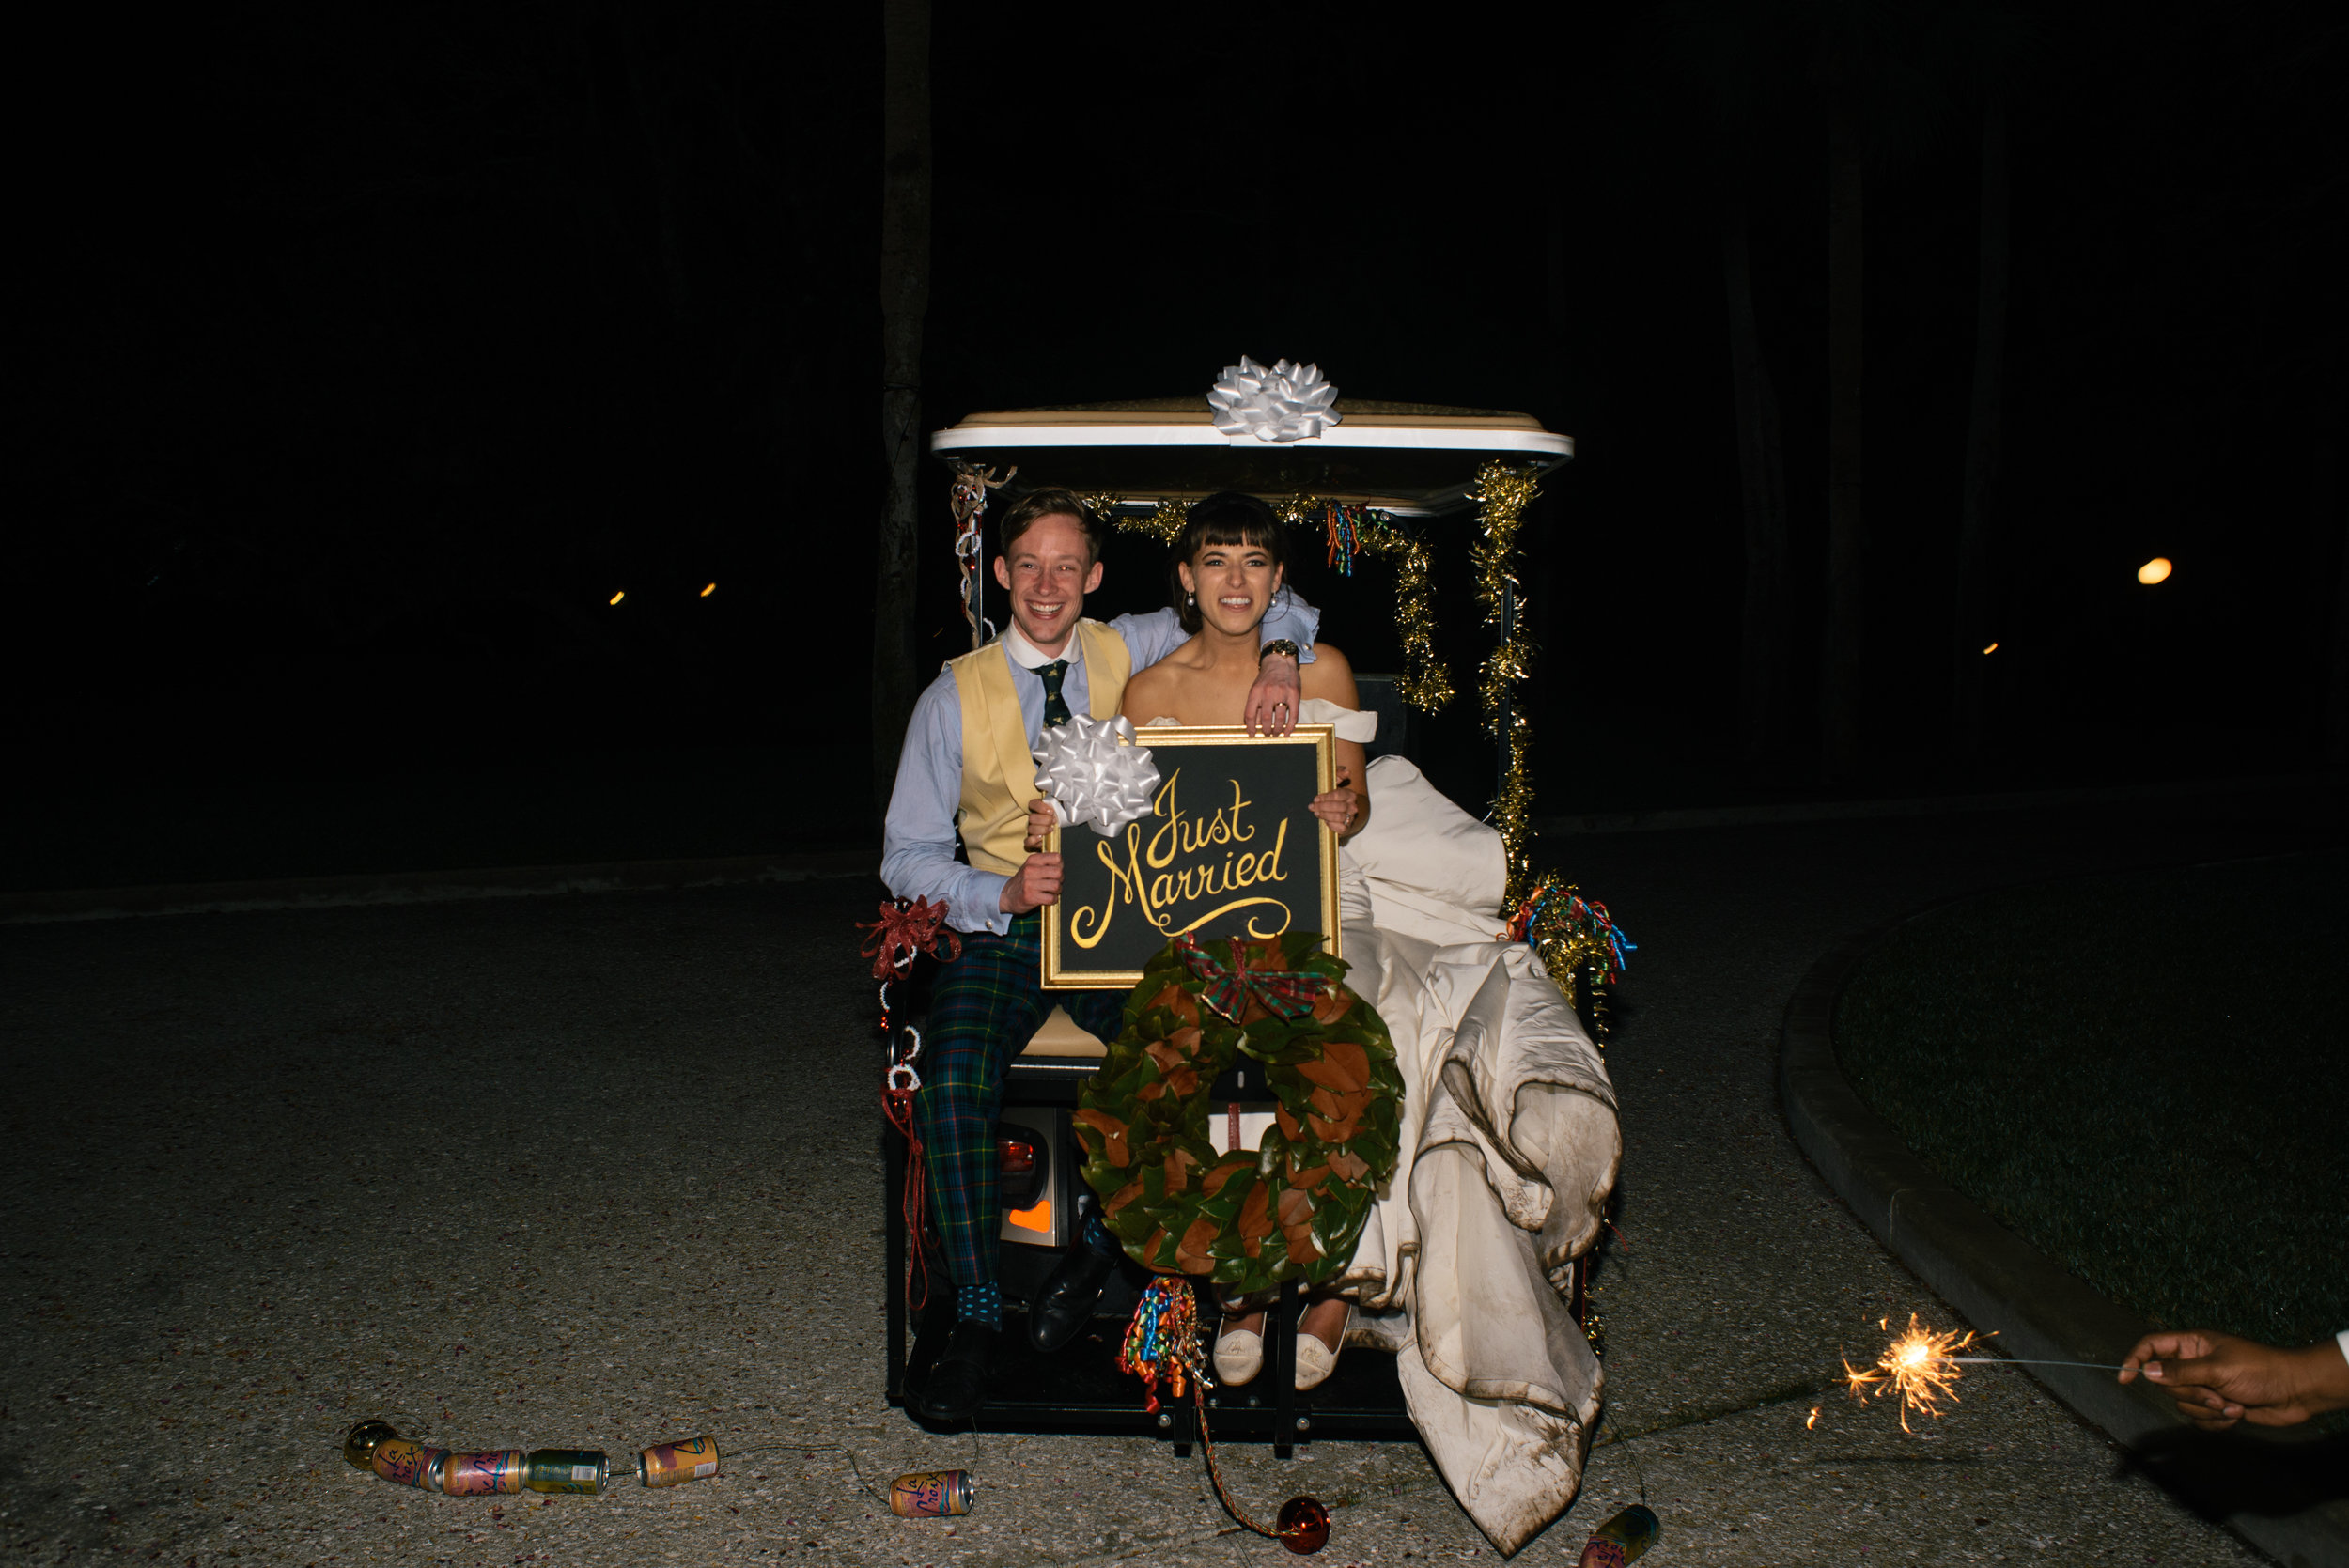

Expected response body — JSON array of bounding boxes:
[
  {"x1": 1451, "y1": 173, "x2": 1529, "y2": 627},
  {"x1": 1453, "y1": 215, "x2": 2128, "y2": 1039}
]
[{"x1": 881, "y1": 486, "x2": 1319, "y2": 1421}]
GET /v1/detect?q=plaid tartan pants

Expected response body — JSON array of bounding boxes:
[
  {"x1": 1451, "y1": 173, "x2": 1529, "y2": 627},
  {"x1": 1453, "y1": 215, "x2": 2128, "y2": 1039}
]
[{"x1": 914, "y1": 911, "x2": 1125, "y2": 1292}]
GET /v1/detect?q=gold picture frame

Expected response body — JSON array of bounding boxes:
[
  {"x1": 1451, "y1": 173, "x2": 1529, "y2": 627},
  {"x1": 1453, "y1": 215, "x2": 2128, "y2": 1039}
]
[{"x1": 1043, "y1": 724, "x2": 1340, "y2": 989}]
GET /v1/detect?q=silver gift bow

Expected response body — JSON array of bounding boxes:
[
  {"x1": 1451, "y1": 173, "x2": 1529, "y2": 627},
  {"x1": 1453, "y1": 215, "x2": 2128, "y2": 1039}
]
[
  {"x1": 1033, "y1": 713, "x2": 1160, "y2": 836},
  {"x1": 1206, "y1": 355, "x2": 1343, "y2": 443}
]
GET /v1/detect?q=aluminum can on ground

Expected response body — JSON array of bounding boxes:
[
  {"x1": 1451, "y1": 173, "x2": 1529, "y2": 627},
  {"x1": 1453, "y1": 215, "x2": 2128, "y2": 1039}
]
[
  {"x1": 524, "y1": 1450, "x2": 611, "y2": 1495},
  {"x1": 342, "y1": 1421, "x2": 400, "y2": 1470},
  {"x1": 636, "y1": 1436, "x2": 720, "y2": 1488},
  {"x1": 1576, "y1": 1504, "x2": 1660, "y2": 1568},
  {"x1": 440, "y1": 1449, "x2": 527, "y2": 1496},
  {"x1": 370, "y1": 1437, "x2": 449, "y2": 1492},
  {"x1": 889, "y1": 1469, "x2": 974, "y2": 1518}
]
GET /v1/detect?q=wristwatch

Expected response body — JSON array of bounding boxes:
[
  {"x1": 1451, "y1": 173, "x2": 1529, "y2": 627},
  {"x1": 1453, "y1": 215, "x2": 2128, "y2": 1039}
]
[{"x1": 1258, "y1": 638, "x2": 1302, "y2": 663}]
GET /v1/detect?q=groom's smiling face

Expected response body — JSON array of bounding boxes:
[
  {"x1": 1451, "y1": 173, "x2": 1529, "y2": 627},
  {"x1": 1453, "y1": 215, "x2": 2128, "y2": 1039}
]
[{"x1": 993, "y1": 512, "x2": 1104, "y2": 657}]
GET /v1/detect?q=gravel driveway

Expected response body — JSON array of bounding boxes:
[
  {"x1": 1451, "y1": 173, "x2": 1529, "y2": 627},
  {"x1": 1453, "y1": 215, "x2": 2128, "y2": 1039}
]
[{"x1": 3, "y1": 784, "x2": 2335, "y2": 1565}]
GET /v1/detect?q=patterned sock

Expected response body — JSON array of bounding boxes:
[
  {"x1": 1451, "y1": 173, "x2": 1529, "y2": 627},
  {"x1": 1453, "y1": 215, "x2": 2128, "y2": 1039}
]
[
  {"x1": 956, "y1": 1281, "x2": 1002, "y2": 1330},
  {"x1": 1082, "y1": 1213, "x2": 1122, "y2": 1261}
]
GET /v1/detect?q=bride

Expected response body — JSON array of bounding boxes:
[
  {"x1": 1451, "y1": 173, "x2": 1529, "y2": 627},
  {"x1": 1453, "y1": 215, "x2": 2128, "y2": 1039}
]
[
  {"x1": 1117, "y1": 491, "x2": 1623, "y2": 1556},
  {"x1": 1117, "y1": 492, "x2": 1378, "y2": 1393}
]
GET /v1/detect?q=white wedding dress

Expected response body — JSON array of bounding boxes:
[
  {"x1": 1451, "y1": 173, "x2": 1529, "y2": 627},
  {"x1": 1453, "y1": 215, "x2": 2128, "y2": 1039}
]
[{"x1": 1145, "y1": 703, "x2": 1622, "y2": 1553}]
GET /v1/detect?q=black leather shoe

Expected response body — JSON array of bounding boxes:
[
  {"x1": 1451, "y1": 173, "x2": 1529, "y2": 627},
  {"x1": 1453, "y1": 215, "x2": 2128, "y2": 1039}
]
[
  {"x1": 1028, "y1": 1245, "x2": 1118, "y2": 1353},
  {"x1": 915, "y1": 1322, "x2": 997, "y2": 1422}
]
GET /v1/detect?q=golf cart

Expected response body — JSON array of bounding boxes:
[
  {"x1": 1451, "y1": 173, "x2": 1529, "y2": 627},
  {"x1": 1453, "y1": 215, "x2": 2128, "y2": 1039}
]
[{"x1": 881, "y1": 378, "x2": 1576, "y2": 1454}]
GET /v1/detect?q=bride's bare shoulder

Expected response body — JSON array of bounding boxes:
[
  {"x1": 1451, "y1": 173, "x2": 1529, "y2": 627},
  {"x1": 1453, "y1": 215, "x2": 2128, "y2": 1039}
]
[{"x1": 1121, "y1": 658, "x2": 1177, "y2": 711}]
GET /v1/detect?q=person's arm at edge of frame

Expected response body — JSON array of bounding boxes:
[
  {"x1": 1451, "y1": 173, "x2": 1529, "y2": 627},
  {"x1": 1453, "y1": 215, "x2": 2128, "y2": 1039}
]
[{"x1": 879, "y1": 669, "x2": 1014, "y2": 937}]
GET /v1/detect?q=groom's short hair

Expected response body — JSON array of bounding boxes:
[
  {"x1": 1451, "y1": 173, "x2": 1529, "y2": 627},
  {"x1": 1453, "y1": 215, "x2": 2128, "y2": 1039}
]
[{"x1": 999, "y1": 488, "x2": 1104, "y2": 562}]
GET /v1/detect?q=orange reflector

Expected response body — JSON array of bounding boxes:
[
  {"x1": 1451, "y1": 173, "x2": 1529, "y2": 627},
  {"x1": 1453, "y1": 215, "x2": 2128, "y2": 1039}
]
[{"x1": 1006, "y1": 1199, "x2": 1051, "y2": 1234}]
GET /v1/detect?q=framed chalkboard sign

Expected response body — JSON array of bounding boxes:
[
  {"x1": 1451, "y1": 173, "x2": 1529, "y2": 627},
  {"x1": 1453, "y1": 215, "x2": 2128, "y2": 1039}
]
[{"x1": 1043, "y1": 725, "x2": 1339, "y2": 989}]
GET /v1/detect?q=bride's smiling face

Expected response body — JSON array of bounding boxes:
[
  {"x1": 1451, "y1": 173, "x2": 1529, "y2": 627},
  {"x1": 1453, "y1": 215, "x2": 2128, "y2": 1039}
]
[{"x1": 1179, "y1": 540, "x2": 1283, "y2": 636}]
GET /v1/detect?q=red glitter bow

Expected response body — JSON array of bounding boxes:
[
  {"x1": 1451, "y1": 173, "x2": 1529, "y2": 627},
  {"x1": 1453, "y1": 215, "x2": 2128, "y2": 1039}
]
[
  {"x1": 857, "y1": 896, "x2": 961, "y2": 980},
  {"x1": 1173, "y1": 932, "x2": 1325, "y2": 1022}
]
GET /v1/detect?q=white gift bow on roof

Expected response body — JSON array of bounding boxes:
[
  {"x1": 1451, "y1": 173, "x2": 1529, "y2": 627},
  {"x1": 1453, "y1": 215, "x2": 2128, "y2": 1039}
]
[{"x1": 1206, "y1": 355, "x2": 1343, "y2": 443}]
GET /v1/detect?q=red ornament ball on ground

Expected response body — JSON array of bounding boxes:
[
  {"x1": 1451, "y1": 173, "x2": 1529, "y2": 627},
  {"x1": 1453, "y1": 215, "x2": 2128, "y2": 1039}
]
[{"x1": 1277, "y1": 1495, "x2": 1331, "y2": 1555}]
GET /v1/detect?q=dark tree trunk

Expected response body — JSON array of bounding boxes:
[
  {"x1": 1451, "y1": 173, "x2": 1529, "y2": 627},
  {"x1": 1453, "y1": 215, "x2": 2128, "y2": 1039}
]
[
  {"x1": 1952, "y1": 96, "x2": 2010, "y2": 770},
  {"x1": 1724, "y1": 196, "x2": 1792, "y2": 771},
  {"x1": 1820, "y1": 88, "x2": 1866, "y2": 780},
  {"x1": 873, "y1": 0, "x2": 931, "y2": 815}
]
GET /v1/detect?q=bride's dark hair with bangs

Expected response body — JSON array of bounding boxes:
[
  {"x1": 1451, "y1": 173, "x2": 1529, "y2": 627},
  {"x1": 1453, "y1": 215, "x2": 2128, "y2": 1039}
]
[{"x1": 1170, "y1": 491, "x2": 1287, "y2": 633}]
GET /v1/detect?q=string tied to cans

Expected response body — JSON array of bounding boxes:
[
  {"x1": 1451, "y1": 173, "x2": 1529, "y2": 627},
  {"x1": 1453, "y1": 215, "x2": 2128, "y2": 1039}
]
[
  {"x1": 342, "y1": 1421, "x2": 704, "y2": 1497},
  {"x1": 344, "y1": 1421, "x2": 976, "y2": 1519}
]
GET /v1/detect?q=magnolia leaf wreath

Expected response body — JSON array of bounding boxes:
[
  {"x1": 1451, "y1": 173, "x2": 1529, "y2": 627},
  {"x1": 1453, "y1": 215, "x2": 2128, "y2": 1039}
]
[{"x1": 1074, "y1": 932, "x2": 1403, "y2": 1294}]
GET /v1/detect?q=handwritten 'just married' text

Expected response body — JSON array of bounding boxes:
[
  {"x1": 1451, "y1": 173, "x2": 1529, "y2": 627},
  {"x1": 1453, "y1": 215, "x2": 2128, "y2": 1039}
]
[{"x1": 1066, "y1": 768, "x2": 1293, "y2": 949}]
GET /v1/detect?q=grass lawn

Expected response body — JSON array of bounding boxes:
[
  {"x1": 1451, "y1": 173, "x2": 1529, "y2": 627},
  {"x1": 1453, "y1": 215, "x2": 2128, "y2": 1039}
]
[{"x1": 1837, "y1": 851, "x2": 2348, "y2": 1353}]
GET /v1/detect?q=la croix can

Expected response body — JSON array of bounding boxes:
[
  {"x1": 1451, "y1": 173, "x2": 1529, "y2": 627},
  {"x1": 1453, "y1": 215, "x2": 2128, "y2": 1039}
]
[
  {"x1": 524, "y1": 1449, "x2": 611, "y2": 1495},
  {"x1": 370, "y1": 1436, "x2": 450, "y2": 1492},
  {"x1": 440, "y1": 1449, "x2": 527, "y2": 1496},
  {"x1": 342, "y1": 1420, "x2": 400, "y2": 1470},
  {"x1": 635, "y1": 1435, "x2": 720, "y2": 1488},
  {"x1": 889, "y1": 1469, "x2": 974, "y2": 1518}
]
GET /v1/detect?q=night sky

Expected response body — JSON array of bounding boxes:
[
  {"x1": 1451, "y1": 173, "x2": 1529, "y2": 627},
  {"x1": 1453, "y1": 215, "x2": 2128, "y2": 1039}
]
[{"x1": 10, "y1": 2, "x2": 2344, "y2": 870}]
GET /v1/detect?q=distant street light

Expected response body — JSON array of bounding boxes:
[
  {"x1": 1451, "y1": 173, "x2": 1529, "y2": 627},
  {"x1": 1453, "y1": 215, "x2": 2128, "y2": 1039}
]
[
  {"x1": 2137, "y1": 557, "x2": 2172, "y2": 585},
  {"x1": 700, "y1": 582, "x2": 717, "y2": 598},
  {"x1": 1982, "y1": 642, "x2": 1999, "y2": 654},
  {"x1": 609, "y1": 590, "x2": 626, "y2": 605}
]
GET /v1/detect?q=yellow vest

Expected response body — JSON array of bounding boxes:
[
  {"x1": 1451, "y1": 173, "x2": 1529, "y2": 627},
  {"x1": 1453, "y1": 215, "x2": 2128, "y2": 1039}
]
[{"x1": 953, "y1": 620, "x2": 1131, "y2": 876}]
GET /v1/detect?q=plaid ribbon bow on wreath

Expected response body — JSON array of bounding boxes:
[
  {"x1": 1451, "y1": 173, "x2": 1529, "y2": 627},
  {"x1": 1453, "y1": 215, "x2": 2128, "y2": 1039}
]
[{"x1": 1173, "y1": 930, "x2": 1327, "y2": 1022}]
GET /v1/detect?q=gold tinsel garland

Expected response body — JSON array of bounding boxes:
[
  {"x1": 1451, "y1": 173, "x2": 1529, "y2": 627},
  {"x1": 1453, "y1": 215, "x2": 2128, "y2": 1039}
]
[
  {"x1": 1089, "y1": 494, "x2": 1189, "y2": 545},
  {"x1": 1469, "y1": 461, "x2": 1542, "y2": 899},
  {"x1": 1270, "y1": 496, "x2": 1452, "y2": 714},
  {"x1": 1357, "y1": 517, "x2": 1453, "y2": 713}
]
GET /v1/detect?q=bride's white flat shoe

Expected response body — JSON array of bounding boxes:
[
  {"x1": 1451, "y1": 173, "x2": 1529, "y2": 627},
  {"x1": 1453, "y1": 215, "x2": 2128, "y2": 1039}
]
[
  {"x1": 1214, "y1": 1318, "x2": 1265, "y2": 1386},
  {"x1": 1294, "y1": 1305, "x2": 1354, "y2": 1390}
]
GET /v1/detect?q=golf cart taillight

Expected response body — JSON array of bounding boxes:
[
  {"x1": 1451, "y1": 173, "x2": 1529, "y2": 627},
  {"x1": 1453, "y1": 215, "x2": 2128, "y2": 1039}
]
[{"x1": 998, "y1": 1138, "x2": 1037, "y2": 1174}]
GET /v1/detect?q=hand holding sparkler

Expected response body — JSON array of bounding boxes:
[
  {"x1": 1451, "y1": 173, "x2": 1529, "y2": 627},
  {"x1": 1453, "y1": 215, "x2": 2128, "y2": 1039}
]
[{"x1": 2120, "y1": 1328, "x2": 2349, "y2": 1431}]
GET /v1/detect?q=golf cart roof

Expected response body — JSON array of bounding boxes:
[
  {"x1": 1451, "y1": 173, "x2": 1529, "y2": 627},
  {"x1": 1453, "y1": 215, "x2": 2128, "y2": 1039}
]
[{"x1": 928, "y1": 399, "x2": 1572, "y2": 517}]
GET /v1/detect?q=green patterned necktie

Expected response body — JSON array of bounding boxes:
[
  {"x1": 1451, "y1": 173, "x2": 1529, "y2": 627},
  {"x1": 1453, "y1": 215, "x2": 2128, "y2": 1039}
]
[{"x1": 1033, "y1": 660, "x2": 1072, "y2": 728}]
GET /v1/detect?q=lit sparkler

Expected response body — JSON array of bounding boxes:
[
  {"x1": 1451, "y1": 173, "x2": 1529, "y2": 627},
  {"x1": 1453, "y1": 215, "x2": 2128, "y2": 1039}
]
[
  {"x1": 1839, "y1": 1315, "x2": 2127, "y2": 1434},
  {"x1": 1843, "y1": 1313, "x2": 1977, "y2": 1432}
]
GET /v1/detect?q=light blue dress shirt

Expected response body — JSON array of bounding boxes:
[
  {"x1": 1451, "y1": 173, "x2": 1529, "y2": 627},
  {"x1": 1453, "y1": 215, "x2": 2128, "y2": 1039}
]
[{"x1": 880, "y1": 592, "x2": 1321, "y2": 935}]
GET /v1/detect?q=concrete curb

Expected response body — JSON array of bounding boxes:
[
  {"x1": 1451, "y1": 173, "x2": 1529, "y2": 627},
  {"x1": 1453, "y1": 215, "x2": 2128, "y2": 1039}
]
[
  {"x1": 0, "y1": 848, "x2": 880, "y2": 924},
  {"x1": 1781, "y1": 913, "x2": 2349, "y2": 1568},
  {"x1": 1535, "y1": 769, "x2": 2338, "y2": 837}
]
